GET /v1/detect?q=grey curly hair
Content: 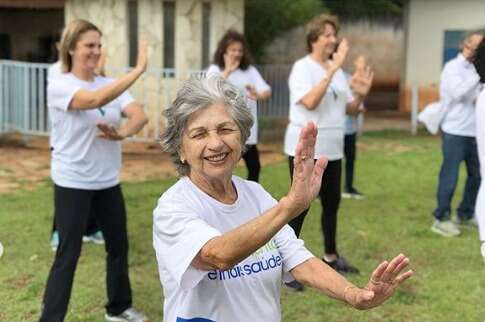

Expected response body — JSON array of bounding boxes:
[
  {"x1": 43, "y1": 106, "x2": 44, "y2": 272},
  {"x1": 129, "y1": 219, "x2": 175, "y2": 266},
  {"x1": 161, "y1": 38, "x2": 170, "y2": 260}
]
[{"x1": 160, "y1": 75, "x2": 254, "y2": 176}]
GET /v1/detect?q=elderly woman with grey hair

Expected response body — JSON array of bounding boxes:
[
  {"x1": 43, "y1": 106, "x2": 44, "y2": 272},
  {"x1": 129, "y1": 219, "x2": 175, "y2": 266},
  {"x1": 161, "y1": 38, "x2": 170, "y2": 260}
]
[{"x1": 153, "y1": 75, "x2": 413, "y2": 322}]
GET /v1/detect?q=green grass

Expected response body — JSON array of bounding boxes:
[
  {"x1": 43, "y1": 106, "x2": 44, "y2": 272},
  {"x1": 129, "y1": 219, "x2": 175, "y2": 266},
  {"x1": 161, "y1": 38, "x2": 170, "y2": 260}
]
[{"x1": 1, "y1": 130, "x2": 484, "y2": 321}]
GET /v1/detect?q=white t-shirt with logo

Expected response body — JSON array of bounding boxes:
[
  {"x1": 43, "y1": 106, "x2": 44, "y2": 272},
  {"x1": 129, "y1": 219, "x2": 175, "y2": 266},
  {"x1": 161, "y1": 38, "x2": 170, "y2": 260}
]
[
  {"x1": 153, "y1": 176, "x2": 314, "y2": 322},
  {"x1": 285, "y1": 55, "x2": 353, "y2": 160},
  {"x1": 206, "y1": 65, "x2": 271, "y2": 145},
  {"x1": 47, "y1": 73, "x2": 135, "y2": 190}
]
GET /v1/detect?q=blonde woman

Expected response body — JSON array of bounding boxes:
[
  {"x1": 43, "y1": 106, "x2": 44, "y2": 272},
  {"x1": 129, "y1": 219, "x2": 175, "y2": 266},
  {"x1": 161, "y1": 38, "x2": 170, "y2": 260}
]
[{"x1": 39, "y1": 19, "x2": 148, "y2": 322}]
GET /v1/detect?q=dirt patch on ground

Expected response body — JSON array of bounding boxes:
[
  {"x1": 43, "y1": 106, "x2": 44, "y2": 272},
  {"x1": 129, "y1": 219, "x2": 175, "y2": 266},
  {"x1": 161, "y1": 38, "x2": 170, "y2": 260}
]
[
  {"x1": 0, "y1": 113, "x2": 412, "y2": 193},
  {"x1": 0, "y1": 135, "x2": 285, "y2": 193}
]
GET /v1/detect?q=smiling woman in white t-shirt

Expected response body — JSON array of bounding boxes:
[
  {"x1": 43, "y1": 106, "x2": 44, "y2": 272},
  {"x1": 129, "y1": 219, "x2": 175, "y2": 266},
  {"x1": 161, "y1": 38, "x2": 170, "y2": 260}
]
[
  {"x1": 206, "y1": 30, "x2": 271, "y2": 182},
  {"x1": 284, "y1": 14, "x2": 374, "y2": 281},
  {"x1": 154, "y1": 75, "x2": 412, "y2": 322},
  {"x1": 38, "y1": 19, "x2": 149, "y2": 322}
]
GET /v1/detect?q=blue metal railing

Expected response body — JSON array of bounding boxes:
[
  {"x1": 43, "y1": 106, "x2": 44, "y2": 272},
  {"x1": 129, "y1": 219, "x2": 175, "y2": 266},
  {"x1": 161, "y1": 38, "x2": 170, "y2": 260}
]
[{"x1": 0, "y1": 60, "x2": 291, "y2": 141}]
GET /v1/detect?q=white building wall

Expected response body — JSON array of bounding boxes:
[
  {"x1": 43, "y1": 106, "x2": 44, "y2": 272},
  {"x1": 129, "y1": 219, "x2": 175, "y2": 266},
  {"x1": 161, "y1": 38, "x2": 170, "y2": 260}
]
[{"x1": 404, "y1": 0, "x2": 485, "y2": 87}]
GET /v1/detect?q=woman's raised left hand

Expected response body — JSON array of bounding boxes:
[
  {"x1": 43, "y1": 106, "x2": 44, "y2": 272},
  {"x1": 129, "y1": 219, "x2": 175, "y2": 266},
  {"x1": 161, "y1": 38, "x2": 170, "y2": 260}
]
[
  {"x1": 349, "y1": 65, "x2": 374, "y2": 98},
  {"x1": 135, "y1": 39, "x2": 149, "y2": 73},
  {"x1": 345, "y1": 254, "x2": 414, "y2": 310}
]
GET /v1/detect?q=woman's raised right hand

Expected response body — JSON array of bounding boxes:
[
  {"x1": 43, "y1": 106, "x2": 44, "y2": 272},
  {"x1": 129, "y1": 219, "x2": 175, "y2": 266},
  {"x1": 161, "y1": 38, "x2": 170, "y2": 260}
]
[
  {"x1": 135, "y1": 39, "x2": 148, "y2": 73},
  {"x1": 332, "y1": 38, "x2": 349, "y2": 71},
  {"x1": 223, "y1": 54, "x2": 240, "y2": 75},
  {"x1": 281, "y1": 123, "x2": 328, "y2": 216}
]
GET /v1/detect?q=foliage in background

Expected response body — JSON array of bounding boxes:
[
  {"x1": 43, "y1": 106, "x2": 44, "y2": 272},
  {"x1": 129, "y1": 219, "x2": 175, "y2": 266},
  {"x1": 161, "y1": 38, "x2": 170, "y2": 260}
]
[
  {"x1": 244, "y1": 0, "x2": 327, "y2": 61},
  {"x1": 244, "y1": 0, "x2": 403, "y2": 62},
  {"x1": 323, "y1": 0, "x2": 403, "y2": 20}
]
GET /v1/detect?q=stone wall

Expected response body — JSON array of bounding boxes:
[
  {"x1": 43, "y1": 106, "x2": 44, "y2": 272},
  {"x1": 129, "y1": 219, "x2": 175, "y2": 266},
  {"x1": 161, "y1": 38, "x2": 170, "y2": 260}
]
[
  {"x1": 65, "y1": 0, "x2": 244, "y2": 136},
  {"x1": 262, "y1": 20, "x2": 403, "y2": 85},
  {"x1": 65, "y1": 0, "x2": 244, "y2": 70},
  {"x1": 263, "y1": 20, "x2": 403, "y2": 111},
  {"x1": 65, "y1": 0, "x2": 128, "y2": 70}
]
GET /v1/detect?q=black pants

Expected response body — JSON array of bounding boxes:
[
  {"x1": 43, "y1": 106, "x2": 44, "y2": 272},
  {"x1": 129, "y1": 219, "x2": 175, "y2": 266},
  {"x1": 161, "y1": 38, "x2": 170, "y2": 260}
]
[
  {"x1": 288, "y1": 157, "x2": 341, "y2": 255},
  {"x1": 52, "y1": 208, "x2": 100, "y2": 236},
  {"x1": 39, "y1": 184, "x2": 132, "y2": 322},
  {"x1": 343, "y1": 133, "x2": 357, "y2": 191},
  {"x1": 242, "y1": 144, "x2": 261, "y2": 182}
]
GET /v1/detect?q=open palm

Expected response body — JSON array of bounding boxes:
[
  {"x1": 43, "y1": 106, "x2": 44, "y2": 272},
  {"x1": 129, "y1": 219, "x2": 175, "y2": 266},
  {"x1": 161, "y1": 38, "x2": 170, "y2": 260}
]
[
  {"x1": 285, "y1": 123, "x2": 328, "y2": 216},
  {"x1": 347, "y1": 254, "x2": 414, "y2": 310},
  {"x1": 350, "y1": 65, "x2": 374, "y2": 97}
]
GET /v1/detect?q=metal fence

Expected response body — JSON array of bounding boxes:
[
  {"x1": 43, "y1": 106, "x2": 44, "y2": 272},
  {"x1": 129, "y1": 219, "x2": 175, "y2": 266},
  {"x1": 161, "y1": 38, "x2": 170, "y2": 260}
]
[
  {"x1": 0, "y1": 60, "x2": 50, "y2": 136},
  {"x1": 0, "y1": 60, "x2": 291, "y2": 141}
]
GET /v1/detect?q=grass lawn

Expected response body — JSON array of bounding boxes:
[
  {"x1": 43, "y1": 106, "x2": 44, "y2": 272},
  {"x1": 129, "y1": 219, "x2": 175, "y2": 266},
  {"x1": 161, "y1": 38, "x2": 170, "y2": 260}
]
[{"x1": 1, "y1": 130, "x2": 484, "y2": 321}]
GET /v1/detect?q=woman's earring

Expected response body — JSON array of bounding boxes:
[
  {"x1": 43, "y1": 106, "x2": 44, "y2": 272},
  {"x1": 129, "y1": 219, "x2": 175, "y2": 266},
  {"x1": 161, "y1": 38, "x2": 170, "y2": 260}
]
[{"x1": 180, "y1": 157, "x2": 186, "y2": 164}]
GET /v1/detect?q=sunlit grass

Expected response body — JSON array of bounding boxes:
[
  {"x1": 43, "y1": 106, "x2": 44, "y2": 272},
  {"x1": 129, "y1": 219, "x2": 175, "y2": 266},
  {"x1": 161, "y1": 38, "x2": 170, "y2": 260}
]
[{"x1": 1, "y1": 130, "x2": 484, "y2": 321}]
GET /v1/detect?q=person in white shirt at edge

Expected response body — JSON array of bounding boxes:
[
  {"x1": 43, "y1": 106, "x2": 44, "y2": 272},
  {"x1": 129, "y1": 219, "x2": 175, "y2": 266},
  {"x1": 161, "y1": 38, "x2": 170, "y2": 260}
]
[
  {"x1": 47, "y1": 39, "x2": 107, "y2": 250},
  {"x1": 283, "y1": 14, "x2": 373, "y2": 285},
  {"x1": 153, "y1": 75, "x2": 412, "y2": 322},
  {"x1": 430, "y1": 30, "x2": 484, "y2": 238},
  {"x1": 342, "y1": 56, "x2": 367, "y2": 201},
  {"x1": 206, "y1": 29, "x2": 271, "y2": 182},
  {"x1": 472, "y1": 38, "x2": 485, "y2": 262},
  {"x1": 38, "y1": 19, "x2": 149, "y2": 322}
]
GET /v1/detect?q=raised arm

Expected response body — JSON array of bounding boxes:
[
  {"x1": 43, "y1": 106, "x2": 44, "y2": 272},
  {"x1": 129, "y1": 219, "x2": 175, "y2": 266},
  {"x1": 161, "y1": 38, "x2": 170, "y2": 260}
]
[
  {"x1": 245, "y1": 67, "x2": 272, "y2": 101},
  {"x1": 299, "y1": 39, "x2": 349, "y2": 110},
  {"x1": 97, "y1": 102, "x2": 148, "y2": 140},
  {"x1": 69, "y1": 40, "x2": 148, "y2": 110},
  {"x1": 291, "y1": 253, "x2": 413, "y2": 310},
  {"x1": 191, "y1": 122, "x2": 328, "y2": 271}
]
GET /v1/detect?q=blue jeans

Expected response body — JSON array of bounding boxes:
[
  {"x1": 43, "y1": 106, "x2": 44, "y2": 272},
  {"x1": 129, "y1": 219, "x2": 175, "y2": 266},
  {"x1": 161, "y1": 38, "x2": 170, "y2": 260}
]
[{"x1": 433, "y1": 132, "x2": 481, "y2": 221}]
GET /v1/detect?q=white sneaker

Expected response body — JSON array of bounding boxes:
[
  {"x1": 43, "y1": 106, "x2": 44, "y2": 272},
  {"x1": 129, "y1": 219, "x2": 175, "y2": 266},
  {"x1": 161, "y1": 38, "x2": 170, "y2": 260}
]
[
  {"x1": 84, "y1": 231, "x2": 105, "y2": 244},
  {"x1": 431, "y1": 219, "x2": 460, "y2": 237},
  {"x1": 105, "y1": 307, "x2": 148, "y2": 322},
  {"x1": 456, "y1": 217, "x2": 478, "y2": 229}
]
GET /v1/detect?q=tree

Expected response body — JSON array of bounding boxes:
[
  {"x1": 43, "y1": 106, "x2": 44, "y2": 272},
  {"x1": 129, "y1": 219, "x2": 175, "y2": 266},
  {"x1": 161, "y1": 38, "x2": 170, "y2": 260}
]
[
  {"x1": 322, "y1": 0, "x2": 403, "y2": 20},
  {"x1": 244, "y1": 0, "x2": 327, "y2": 61}
]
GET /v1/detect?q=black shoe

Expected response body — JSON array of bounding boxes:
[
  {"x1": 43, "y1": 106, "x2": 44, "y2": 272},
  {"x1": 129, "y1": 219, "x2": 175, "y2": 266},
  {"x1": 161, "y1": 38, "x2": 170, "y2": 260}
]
[
  {"x1": 284, "y1": 280, "x2": 304, "y2": 292},
  {"x1": 322, "y1": 256, "x2": 360, "y2": 274}
]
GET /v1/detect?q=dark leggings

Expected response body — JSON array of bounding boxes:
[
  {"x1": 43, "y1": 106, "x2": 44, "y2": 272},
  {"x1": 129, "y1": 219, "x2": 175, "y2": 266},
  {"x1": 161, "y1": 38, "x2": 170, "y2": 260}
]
[
  {"x1": 287, "y1": 157, "x2": 341, "y2": 255},
  {"x1": 39, "y1": 184, "x2": 132, "y2": 322},
  {"x1": 344, "y1": 133, "x2": 357, "y2": 191},
  {"x1": 242, "y1": 144, "x2": 261, "y2": 182},
  {"x1": 52, "y1": 209, "x2": 100, "y2": 236}
]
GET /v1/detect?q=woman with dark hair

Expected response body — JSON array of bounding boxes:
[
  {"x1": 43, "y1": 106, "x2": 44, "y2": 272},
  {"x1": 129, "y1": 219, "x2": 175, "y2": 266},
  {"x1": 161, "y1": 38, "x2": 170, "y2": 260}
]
[
  {"x1": 207, "y1": 29, "x2": 271, "y2": 182},
  {"x1": 39, "y1": 19, "x2": 149, "y2": 322},
  {"x1": 473, "y1": 37, "x2": 485, "y2": 264},
  {"x1": 284, "y1": 14, "x2": 373, "y2": 282}
]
